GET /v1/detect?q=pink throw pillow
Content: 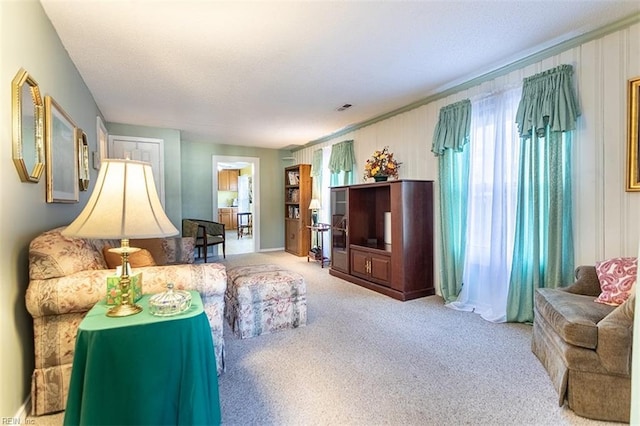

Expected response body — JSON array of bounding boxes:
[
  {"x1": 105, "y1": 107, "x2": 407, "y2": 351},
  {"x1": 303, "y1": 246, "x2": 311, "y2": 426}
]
[{"x1": 595, "y1": 257, "x2": 637, "y2": 306}]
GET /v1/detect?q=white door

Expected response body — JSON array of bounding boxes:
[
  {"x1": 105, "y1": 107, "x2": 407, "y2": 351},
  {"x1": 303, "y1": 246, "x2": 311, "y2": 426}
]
[{"x1": 108, "y1": 135, "x2": 165, "y2": 205}]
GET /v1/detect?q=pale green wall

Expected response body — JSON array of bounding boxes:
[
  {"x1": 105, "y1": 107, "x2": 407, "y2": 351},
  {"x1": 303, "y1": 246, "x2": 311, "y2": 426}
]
[
  {"x1": 105, "y1": 123, "x2": 183, "y2": 227},
  {"x1": 181, "y1": 140, "x2": 290, "y2": 250},
  {"x1": 1, "y1": 0, "x2": 103, "y2": 416},
  {"x1": 98, "y1": 128, "x2": 290, "y2": 250}
]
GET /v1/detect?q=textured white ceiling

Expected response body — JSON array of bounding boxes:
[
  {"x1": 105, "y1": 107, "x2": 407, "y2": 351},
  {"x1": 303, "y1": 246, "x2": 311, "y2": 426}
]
[{"x1": 40, "y1": 0, "x2": 639, "y2": 149}]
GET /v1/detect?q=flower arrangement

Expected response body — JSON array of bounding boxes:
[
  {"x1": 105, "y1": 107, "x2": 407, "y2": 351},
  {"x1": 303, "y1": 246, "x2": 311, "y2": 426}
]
[{"x1": 363, "y1": 146, "x2": 400, "y2": 181}]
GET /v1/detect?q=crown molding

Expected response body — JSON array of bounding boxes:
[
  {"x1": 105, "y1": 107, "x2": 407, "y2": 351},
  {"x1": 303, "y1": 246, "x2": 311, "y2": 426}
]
[{"x1": 294, "y1": 12, "x2": 640, "y2": 152}]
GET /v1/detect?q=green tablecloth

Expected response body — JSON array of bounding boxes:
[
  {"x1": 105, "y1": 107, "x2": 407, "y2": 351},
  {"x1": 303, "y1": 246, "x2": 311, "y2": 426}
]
[{"x1": 63, "y1": 291, "x2": 221, "y2": 426}]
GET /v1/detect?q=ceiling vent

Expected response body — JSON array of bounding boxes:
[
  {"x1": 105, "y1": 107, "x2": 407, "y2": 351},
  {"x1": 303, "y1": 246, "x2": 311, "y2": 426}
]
[{"x1": 336, "y1": 103, "x2": 352, "y2": 111}]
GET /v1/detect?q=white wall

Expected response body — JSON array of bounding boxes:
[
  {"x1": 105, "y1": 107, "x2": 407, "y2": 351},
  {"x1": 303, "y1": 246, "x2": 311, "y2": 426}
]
[{"x1": 294, "y1": 21, "x2": 640, "y2": 290}]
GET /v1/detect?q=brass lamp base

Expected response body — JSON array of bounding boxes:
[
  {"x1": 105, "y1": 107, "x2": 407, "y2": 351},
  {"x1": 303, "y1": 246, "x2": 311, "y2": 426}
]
[
  {"x1": 106, "y1": 302, "x2": 143, "y2": 317},
  {"x1": 106, "y1": 239, "x2": 143, "y2": 317}
]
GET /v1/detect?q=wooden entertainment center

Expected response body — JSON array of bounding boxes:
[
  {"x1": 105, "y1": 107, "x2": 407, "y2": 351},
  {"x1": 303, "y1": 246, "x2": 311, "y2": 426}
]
[{"x1": 329, "y1": 180, "x2": 434, "y2": 301}]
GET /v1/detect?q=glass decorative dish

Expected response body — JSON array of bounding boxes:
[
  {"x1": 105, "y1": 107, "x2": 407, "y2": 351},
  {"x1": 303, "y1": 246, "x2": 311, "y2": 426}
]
[{"x1": 148, "y1": 283, "x2": 192, "y2": 316}]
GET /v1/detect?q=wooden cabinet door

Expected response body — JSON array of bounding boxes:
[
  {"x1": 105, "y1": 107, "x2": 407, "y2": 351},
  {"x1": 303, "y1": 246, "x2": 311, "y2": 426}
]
[
  {"x1": 218, "y1": 209, "x2": 233, "y2": 229},
  {"x1": 231, "y1": 208, "x2": 238, "y2": 229},
  {"x1": 350, "y1": 249, "x2": 370, "y2": 280},
  {"x1": 285, "y1": 220, "x2": 299, "y2": 254},
  {"x1": 330, "y1": 187, "x2": 349, "y2": 273},
  {"x1": 350, "y1": 247, "x2": 391, "y2": 286},
  {"x1": 218, "y1": 171, "x2": 229, "y2": 191},
  {"x1": 228, "y1": 171, "x2": 238, "y2": 191},
  {"x1": 218, "y1": 170, "x2": 239, "y2": 191},
  {"x1": 332, "y1": 250, "x2": 348, "y2": 273},
  {"x1": 370, "y1": 254, "x2": 391, "y2": 285}
]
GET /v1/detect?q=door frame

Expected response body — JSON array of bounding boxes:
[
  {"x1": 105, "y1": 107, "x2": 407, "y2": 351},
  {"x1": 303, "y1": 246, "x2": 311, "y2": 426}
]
[{"x1": 212, "y1": 155, "x2": 260, "y2": 253}]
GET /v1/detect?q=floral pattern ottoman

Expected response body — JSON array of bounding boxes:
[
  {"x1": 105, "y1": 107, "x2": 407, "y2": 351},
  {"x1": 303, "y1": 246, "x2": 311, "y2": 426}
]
[{"x1": 225, "y1": 264, "x2": 307, "y2": 339}]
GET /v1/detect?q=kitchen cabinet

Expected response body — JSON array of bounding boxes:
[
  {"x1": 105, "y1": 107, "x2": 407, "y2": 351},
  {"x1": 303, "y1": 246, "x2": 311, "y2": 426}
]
[
  {"x1": 218, "y1": 170, "x2": 239, "y2": 191},
  {"x1": 218, "y1": 207, "x2": 237, "y2": 229}
]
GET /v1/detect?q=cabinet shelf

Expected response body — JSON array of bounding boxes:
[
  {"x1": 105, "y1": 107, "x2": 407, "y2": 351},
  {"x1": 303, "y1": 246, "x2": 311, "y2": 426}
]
[{"x1": 350, "y1": 243, "x2": 392, "y2": 254}]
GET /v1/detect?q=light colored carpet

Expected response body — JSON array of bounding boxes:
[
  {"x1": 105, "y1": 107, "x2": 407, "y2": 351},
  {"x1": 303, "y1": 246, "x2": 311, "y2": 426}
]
[
  {"x1": 216, "y1": 251, "x2": 614, "y2": 426},
  {"x1": 28, "y1": 251, "x2": 616, "y2": 425}
]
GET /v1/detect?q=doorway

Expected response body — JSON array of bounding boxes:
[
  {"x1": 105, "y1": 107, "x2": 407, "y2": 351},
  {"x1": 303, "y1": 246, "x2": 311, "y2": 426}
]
[{"x1": 212, "y1": 155, "x2": 260, "y2": 254}]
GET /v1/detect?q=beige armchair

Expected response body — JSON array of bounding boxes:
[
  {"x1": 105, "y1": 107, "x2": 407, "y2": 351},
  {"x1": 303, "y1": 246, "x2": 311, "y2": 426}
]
[
  {"x1": 532, "y1": 265, "x2": 634, "y2": 422},
  {"x1": 25, "y1": 227, "x2": 227, "y2": 416}
]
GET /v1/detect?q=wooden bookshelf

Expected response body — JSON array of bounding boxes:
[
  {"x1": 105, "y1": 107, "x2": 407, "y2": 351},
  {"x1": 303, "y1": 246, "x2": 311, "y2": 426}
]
[{"x1": 284, "y1": 164, "x2": 312, "y2": 256}]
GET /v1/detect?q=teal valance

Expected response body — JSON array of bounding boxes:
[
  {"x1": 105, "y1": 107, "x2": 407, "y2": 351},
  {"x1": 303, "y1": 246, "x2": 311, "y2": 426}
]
[
  {"x1": 431, "y1": 99, "x2": 472, "y2": 156},
  {"x1": 311, "y1": 149, "x2": 323, "y2": 177},
  {"x1": 328, "y1": 140, "x2": 355, "y2": 173},
  {"x1": 515, "y1": 64, "x2": 580, "y2": 138}
]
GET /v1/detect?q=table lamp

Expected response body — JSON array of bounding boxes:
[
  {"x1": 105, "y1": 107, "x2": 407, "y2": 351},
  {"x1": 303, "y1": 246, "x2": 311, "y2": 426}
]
[
  {"x1": 62, "y1": 159, "x2": 178, "y2": 317},
  {"x1": 308, "y1": 199, "x2": 321, "y2": 226}
]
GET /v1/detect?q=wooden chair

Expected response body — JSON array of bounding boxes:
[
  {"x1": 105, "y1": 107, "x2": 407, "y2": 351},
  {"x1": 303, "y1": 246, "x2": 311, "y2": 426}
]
[
  {"x1": 237, "y1": 212, "x2": 253, "y2": 239},
  {"x1": 182, "y1": 219, "x2": 225, "y2": 262}
]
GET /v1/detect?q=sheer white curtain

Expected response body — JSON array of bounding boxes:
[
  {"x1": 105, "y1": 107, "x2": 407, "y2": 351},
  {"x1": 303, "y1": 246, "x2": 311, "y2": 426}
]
[
  {"x1": 447, "y1": 86, "x2": 521, "y2": 322},
  {"x1": 317, "y1": 146, "x2": 332, "y2": 259}
]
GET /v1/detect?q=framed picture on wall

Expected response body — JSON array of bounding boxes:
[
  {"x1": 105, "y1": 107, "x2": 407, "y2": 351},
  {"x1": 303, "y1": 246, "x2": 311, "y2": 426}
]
[
  {"x1": 627, "y1": 76, "x2": 640, "y2": 192},
  {"x1": 95, "y1": 115, "x2": 108, "y2": 170},
  {"x1": 77, "y1": 129, "x2": 90, "y2": 191},
  {"x1": 45, "y1": 95, "x2": 78, "y2": 203}
]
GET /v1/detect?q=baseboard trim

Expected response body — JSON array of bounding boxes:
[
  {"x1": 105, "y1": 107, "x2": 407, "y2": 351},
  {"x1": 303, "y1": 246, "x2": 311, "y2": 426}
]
[
  {"x1": 259, "y1": 247, "x2": 284, "y2": 253},
  {"x1": 13, "y1": 395, "x2": 31, "y2": 423}
]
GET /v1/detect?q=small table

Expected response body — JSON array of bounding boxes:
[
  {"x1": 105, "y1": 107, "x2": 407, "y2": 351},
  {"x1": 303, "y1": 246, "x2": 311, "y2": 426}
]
[
  {"x1": 307, "y1": 223, "x2": 331, "y2": 267},
  {"x1": 64, "y1": 291, "x2": 221, "y2": 426},
  {"x1": 237, "y1": 212, "x2": 253, "y2": 239}
]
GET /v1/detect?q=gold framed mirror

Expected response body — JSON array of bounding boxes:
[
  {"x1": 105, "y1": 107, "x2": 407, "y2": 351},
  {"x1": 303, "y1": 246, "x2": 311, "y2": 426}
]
[
  {"x1": 12, "y1": 68, "x2": 44, "y2": 183},
  {"x1": 77, "y1": 129, "x2": 90, "y2": 191},
  {"x1": 626, "y1": 76, "x2": 640, "y2": 192}
]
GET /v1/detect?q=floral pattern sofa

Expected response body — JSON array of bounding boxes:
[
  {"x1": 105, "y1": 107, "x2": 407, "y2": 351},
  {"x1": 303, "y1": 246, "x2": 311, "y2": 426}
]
[{"x1": 25, "y1": 227, "x2": 227, "y2": 416}]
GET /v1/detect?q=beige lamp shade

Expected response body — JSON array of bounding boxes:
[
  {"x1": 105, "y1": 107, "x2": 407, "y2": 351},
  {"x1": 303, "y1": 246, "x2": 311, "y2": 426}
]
[
  {"x1": 308, "y1": 199, "x2": 321, "y2": 210},
  {"x1": 62, "y1": 159, "x2": 178, "y2": 239}
]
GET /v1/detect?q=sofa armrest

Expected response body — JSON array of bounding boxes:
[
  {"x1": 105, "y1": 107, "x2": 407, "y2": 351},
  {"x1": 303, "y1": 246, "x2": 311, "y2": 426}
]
[
  {"x1": 134, "y1": 263, "x2": 226, "y2": 296},
  {"x1": 563, "y1": 266, "x2": 601, "y2": 297},
  {"x1": 26, "y1": 263, "x2": 226, "y2": 317},
  {"x1": 597, "y1": 293, "x2": 635, "y2": 375},
  {"x1": 26, "y1": 269, "x2": 116, "y2": 317}
]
